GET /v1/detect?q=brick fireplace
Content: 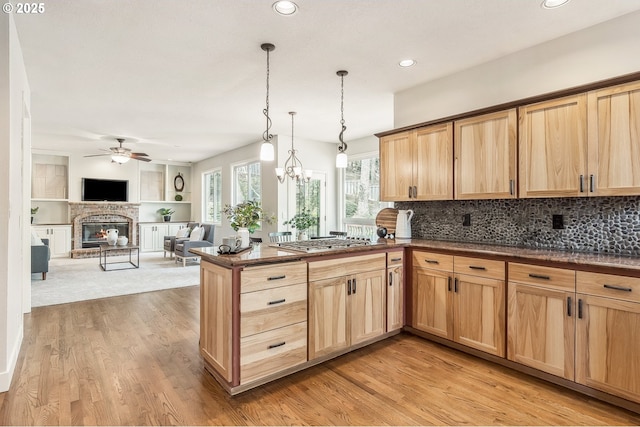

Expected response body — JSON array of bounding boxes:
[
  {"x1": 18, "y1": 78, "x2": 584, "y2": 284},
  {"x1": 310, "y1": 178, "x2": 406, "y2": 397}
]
[{"x1": 70, "y1": 202, "x2": 140, "y2": 258}]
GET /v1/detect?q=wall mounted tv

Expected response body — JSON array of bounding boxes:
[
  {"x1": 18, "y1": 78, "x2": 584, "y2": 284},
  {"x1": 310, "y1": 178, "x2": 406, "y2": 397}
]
[{"x1": 81, "y1": 178, "x2": 129, "y2": 202}]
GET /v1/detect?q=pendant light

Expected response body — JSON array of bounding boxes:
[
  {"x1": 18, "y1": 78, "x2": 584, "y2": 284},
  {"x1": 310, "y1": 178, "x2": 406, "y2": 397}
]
[
  {"x1": 259, "y1": 43, "x2": 276, "y2": 161},
  {"x1": 336, "y1": 70, "x2": 348, "y2": 168},
  {"x1": 275, "y1": 112, "x2": 312, "y2": 183}
]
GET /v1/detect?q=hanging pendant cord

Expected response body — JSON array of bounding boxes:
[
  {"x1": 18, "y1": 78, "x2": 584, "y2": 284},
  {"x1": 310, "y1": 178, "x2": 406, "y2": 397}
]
[
  {"x1": 263, "y1": 47, "x2": 273, "y2": 143},
  {"x1": 338, "y1": 71, "x2": 347, "y2": 152}
]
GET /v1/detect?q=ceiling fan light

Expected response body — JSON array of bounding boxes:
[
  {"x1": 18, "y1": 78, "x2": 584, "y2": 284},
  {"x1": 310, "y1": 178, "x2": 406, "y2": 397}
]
[
  {"x1": 111, "y1": 154, "x2": 130, "y2": 164},
  {"x1": 260, "y1": 141, "x2": 275, "y2": 161}
]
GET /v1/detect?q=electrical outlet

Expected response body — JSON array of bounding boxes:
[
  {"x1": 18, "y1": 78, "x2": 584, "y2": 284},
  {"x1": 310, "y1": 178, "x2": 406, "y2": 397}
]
[
  {"x1": 552, "y1": 214, "x2": 564, "y2": 229},
  {"x1": 463, "y1": 213, "x2": 471, "y2": 227}
]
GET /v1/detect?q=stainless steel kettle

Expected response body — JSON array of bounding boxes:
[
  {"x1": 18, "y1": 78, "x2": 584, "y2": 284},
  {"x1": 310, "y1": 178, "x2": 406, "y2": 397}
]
[{"x1": 395, "y1": 209, "x2": 414, "y2": 239}]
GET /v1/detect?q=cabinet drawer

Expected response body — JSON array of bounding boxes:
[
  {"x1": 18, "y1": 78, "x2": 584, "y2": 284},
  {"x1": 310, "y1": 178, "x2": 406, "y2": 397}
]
[
  {"x1": 454, "y1": 256, "x2": 505, "y2": 280},
  {"x1": 412, "y1": 251, "x2": 453, "y2": 271},
  {"x1": 308, "y1": 253, "x2": 386, "y2": 282},
  {"x1": 387, "y1": 251, "x2": 404, "y2": 267},
  {"x1": 240, "y1": 283, "x2": 308, "y2": 337},
  {"x1": 241, "y1": 261, "x2": 307, "y2": 293},
  {"x1": 576, "y1": 271, "x2": 640, "y2": 303},
  {"x1": 509, "y1": 263, "x2": 575, "y2": 291},
  {"x1": 240, "y1": 321, "x2": 307, "y2": 384}
]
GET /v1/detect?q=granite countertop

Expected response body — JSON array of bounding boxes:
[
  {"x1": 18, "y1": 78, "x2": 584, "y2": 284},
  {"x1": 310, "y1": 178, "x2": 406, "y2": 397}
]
[{"x1": 193, "y1": 238, "x2": 640, "y2": 273}]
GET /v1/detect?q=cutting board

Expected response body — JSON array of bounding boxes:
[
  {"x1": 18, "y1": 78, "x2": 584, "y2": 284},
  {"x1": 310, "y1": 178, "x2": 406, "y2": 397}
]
[{"x1": 375, "y1": 208, "x2": 398, "y2": 235}]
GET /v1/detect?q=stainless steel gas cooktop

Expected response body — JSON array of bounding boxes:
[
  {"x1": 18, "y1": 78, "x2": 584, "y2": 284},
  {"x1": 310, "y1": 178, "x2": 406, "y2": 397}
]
[{"x1": 272, "y1": 237, "x2": 371, "y2": 253}]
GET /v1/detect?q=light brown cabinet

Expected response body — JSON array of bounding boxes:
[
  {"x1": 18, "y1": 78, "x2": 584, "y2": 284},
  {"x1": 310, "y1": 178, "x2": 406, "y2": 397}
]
[
  {"x1": 519, "y1": 94, "x2": 588, "y2": 198},
  {"x1": 576, "y1": 271, "x2": 640, "y2": 404},
  {"x1": 380, "y1": 123, "x2": 453, "y2": 201},
  {"x1": 308, "y1": 253, "x2": 386, "y2": 360},
  {"x1": 412, "y1": 251, "x2": 505, "y2": 356},
  {"x1": 454, "y1": 109, "x2": 517, "y2": 200},
  {"x1": 587, "y1": 81, "x2": 640, "y2": 196},
  {"x1": 507, "y1": 263, "x2": 576, "y2": 380},
  {"x1": 386, "y1": 251, "x2": 404, "y2": 332}
]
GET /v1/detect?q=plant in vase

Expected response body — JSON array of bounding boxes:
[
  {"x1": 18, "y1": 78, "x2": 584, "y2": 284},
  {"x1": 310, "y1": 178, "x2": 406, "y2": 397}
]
[
  {"x1": 223, "y1": 200, "x2": 274, "y2": 247},
  {"x1": 158, "y1": 208, "x2": 175, "y2": 222},
  {"x1": 283, "y1": 210, "x2": 318, "y2": 240},
  {"x1": 30, "y1": 206, "x2": 39, "y2": 224}
]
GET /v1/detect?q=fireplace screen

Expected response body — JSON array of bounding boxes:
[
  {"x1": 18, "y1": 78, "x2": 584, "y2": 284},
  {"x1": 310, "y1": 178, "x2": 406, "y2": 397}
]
[{"x1": 82, "y1": 222, "x2": 129, "y2": 248}]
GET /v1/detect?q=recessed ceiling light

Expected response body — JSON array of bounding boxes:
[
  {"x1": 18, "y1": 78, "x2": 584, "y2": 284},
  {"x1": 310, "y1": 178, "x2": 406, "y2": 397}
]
[
  {"x1": 541, "y1": 0, "x2": 571, "y2": 9},
  {"x1": 399, "y1": 59, "x2": 416, "y2": 68},
  {"x1": 273, "y1": 1, "x2": 298, "y2": 16}
]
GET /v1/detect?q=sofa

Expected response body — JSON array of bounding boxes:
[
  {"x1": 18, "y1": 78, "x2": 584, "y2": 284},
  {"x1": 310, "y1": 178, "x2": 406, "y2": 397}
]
[
  {"x1": 174, "y1": 224, "x2": 215, "y2": 266},
  {"x1": 31, "y1": 238, "x2": 50, "y2": 280}
]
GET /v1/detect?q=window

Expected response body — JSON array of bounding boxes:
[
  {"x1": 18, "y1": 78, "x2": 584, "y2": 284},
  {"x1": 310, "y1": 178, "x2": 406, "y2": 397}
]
[
  {"x1": 233, "y1": 161, "x2": 261, "y2": 205},
  {"x1": 203, "y1": 169, "x2": 222, "y2": 223},
  {"x1": 342, "y1": 153, "x2": 391, "y2": 236}
]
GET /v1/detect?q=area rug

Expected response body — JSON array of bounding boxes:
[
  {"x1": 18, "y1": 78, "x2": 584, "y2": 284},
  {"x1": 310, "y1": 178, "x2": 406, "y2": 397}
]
[{"x1": 31, "y1": 252, "x2": 200, "y2": 307}]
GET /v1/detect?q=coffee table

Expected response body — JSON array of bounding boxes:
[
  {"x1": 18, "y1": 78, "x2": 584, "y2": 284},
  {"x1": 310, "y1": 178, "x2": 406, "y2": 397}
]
[{"x1": 99, "y1": 244, "x2": 140, "y2": 271}]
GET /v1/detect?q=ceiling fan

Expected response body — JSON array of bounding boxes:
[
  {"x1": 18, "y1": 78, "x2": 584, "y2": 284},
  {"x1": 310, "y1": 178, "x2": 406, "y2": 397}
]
[{"x1": 84, "y1": 138, "x2": 152, "y2": 163}]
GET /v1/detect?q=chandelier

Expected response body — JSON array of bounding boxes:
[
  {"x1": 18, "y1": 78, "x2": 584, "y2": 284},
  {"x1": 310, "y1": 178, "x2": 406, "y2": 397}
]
[
  {"x1": 259, "y1": 43, "x2": 276, "y2": 161},
  {"x1": 336, "y1": 70, "x2": 349, "y2": 168},
  {"x1": 276, "y1": 112, "x2": 312, "y2": 183}
]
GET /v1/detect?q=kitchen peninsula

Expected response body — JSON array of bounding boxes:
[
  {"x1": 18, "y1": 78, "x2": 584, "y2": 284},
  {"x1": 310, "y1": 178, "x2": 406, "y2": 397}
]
[{"x1": 194, "y1": 240, "x2": 640, "y2": 413}]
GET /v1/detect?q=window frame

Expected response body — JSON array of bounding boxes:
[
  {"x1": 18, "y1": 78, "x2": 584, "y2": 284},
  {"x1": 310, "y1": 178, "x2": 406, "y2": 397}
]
[{"x1": 202, "y1": 168, "x2": 223, "y2": 224}]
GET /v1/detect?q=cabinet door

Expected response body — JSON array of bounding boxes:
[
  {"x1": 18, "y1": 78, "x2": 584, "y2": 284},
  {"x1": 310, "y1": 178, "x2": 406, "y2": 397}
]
[
  {"x1": 413, "y1": 123, "x2": 453, "y2": 200},
  {"x1": 380, "y1": 131, "x2": 414, "y2": 201},
  {"x1": 139, "y1": 225, "x2": 157, "y2": 252},
  {"x1": 576, "y1": 294, "x2": 640, "y2": 404},
  {"x1": 50, "y1": 226, "x2": 71, "y2": 258},
  {"x1": 588, "y1": 81, "x2": 640, "y2": 196},
  {"x1": 308, "y1": 277, "x2": 349, "y2": 360},
  {"x1": 155, "y1": 224, "x2": 169, "y2": 250},
  {"x1": 200, "y1": 261, "x2": 233, "y2": 382},
  {"x1": 350, "y1": 270, "x2": 386, "y2": 346},
  {"x1": 387, "y1": 265, "x2": 404, "y2": 332},
  {"x1": 455, "y1": 109, "x2": 517, "y2": 200},
  {"x1": 507, "y1": 283, "x2": 575, "y2": 380},
  {"x1": 453, "y1": 273, "x2": 505, "y2": 356},
  {"x1": 519, "y1": 94, "x2": 587, "y2": 198},
  {"x1": 412, "y1": 267, "x2": 453, "y2": 339}
]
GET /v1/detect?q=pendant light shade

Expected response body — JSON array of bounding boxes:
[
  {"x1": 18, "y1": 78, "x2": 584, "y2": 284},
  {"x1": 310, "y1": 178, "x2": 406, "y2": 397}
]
[
  {"x1": 260, "y1": 43, "x2": 276, "y2": 161},
  {"x1": 336, "y1": 70, "x2": 348, "y2": 168}
]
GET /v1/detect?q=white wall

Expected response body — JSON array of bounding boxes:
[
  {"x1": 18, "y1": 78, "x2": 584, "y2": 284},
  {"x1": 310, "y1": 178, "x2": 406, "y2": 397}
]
[
  {"x1": 0, "y1": 13, "x2": 29, "y2": 392},
  {"x1": 394, "y1": 10, "x2": 640, "y2": 128}
]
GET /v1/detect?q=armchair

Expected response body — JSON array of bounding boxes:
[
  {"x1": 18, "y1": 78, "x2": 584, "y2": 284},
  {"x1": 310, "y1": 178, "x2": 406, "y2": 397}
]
[
  {"x1": 175, "y1": 223, "x2": 215, "y2": 266},
  {"x1": 31, "y1": 238, "x2": 50, "y2": 280},
  {"x1": 164, "y1": 222, "x2": 198, "y2": 258}
]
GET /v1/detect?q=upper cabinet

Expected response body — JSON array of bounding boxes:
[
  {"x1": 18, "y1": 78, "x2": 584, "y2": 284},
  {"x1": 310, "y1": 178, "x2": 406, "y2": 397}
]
[
  {"x1": 587, "y1": 81, "x2": 640, "y2": 196},
  {"x1": 454, "y1": 109, "x2": 517, "y2": 200},
  {"x1": 518, "y1": 94, "x2": 588, "y2": 198},
  {"x1": 139, "y1": 162, "x2": 191, "y2": 203},
  {"x1": 380, "y1": 122, "x2": 453, "y2": 202},
  {"x1": 32, "y1": 153, "x2": 69, "y2": 200}
]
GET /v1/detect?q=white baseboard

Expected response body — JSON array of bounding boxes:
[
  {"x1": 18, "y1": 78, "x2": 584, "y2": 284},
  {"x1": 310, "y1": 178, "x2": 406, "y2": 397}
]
[{"x1": 0, "y1": 324, "x2": 23, "y2": 392}]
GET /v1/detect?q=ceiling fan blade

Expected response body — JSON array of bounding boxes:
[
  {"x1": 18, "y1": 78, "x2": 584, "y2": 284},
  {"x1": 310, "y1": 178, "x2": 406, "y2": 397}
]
[
  {"x1": 130, "y1": 154, "x2": 152, "y2": 162},
  {"x1": 131, "y1": 152, "x2": 149, "y2": 157},
  {"x1": 83, "y1": 153, "x2": 111, "y2": 158}
]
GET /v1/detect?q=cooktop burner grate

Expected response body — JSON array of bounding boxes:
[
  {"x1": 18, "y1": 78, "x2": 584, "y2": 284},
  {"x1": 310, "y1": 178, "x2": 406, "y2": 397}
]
[{"x1": 272, "y1": 237, "x2": 371, "y2": 253}]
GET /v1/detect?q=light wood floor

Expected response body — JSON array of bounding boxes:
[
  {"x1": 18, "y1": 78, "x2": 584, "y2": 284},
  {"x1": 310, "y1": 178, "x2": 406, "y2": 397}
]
[{"x1": 1, "y1": 286, "x2": 639, "y2": 426}]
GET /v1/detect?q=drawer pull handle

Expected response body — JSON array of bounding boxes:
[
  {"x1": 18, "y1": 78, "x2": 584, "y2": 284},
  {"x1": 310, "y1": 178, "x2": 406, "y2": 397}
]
[
  {"x1": 391, "y1": 257, "x2": 402, "y2": 262},
  {"x1": 567, "y1": 296, "x2": 572, "y2": 317},
  {"x1": 408, "y1": 186, "x2": 412, "y2": 198},
  {"x1": 579, "y1": 174, "x2": 585, "y2": 192},
  {"x1": 529, "y1": 273, "x2": 550, "y2": 280},
  {"x1": 268, "y1": 298, "x2": 286, "y2": 305},
  {"x1": 603, "y1": 284, "x2": 632, "y2": 292},
  {"x1": 590, "y1": 174, "x2": 595, "y2": 193},
  {"x1": 268, "y1": 275, "x2": 286, "y2": 281},
  {"x1": 425, "y1": 259, "x2": 439, "y2": 264},
  {"x1": 469, "y1": 266, "x2": 486, "y2": 270},
  {"x1": 268, "y1": 342, "x2": 286, "y2": 349}
]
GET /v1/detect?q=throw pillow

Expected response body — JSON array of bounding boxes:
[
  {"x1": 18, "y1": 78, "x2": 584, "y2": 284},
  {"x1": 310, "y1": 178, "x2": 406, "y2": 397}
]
[
  {"x1": 189, "y1": 226, "x2": 204, "y2": 241},
  {"x1": 176, "y1": 228, "x2": 190, "y2": 238},
  {"x1": 31, "y1": 230, "x2": 44, "y2": 246}
]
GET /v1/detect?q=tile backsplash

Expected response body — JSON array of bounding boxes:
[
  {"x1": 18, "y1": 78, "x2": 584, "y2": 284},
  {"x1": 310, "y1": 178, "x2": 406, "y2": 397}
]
[{"x1": 396, "y1": 196, "x2": 640, "y2": 256}]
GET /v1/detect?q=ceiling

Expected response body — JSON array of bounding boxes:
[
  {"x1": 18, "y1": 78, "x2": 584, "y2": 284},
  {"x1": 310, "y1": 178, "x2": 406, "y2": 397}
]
[{"x1": 14, "y1": 0, "x2": 640, "y2": 163}]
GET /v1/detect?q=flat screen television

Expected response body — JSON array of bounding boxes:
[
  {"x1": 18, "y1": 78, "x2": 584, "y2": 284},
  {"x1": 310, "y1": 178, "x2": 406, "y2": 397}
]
[{"x1": 81, "y1": 178, "x2": 128, "y2": 202}]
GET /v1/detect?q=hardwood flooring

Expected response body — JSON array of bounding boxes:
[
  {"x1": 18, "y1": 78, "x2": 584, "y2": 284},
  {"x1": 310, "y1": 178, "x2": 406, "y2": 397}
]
[{"x1": 1, "y1": 286, "x2": 639, "y2": 425}]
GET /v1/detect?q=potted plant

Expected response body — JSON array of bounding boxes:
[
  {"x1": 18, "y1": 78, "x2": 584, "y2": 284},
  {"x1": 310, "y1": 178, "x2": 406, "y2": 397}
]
[
  {"x1": 223, "y1": 200, "x2": 274, "y2": 247},
  {"x1": 158, "y1": 208, "x2": 175, "y2": 222},
  {"x1": 30, "y1": 206, "x2": 39, "y2": 224},
  {"x1": 283, "y1": 210, "x2": 318, "y2": 240}
]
